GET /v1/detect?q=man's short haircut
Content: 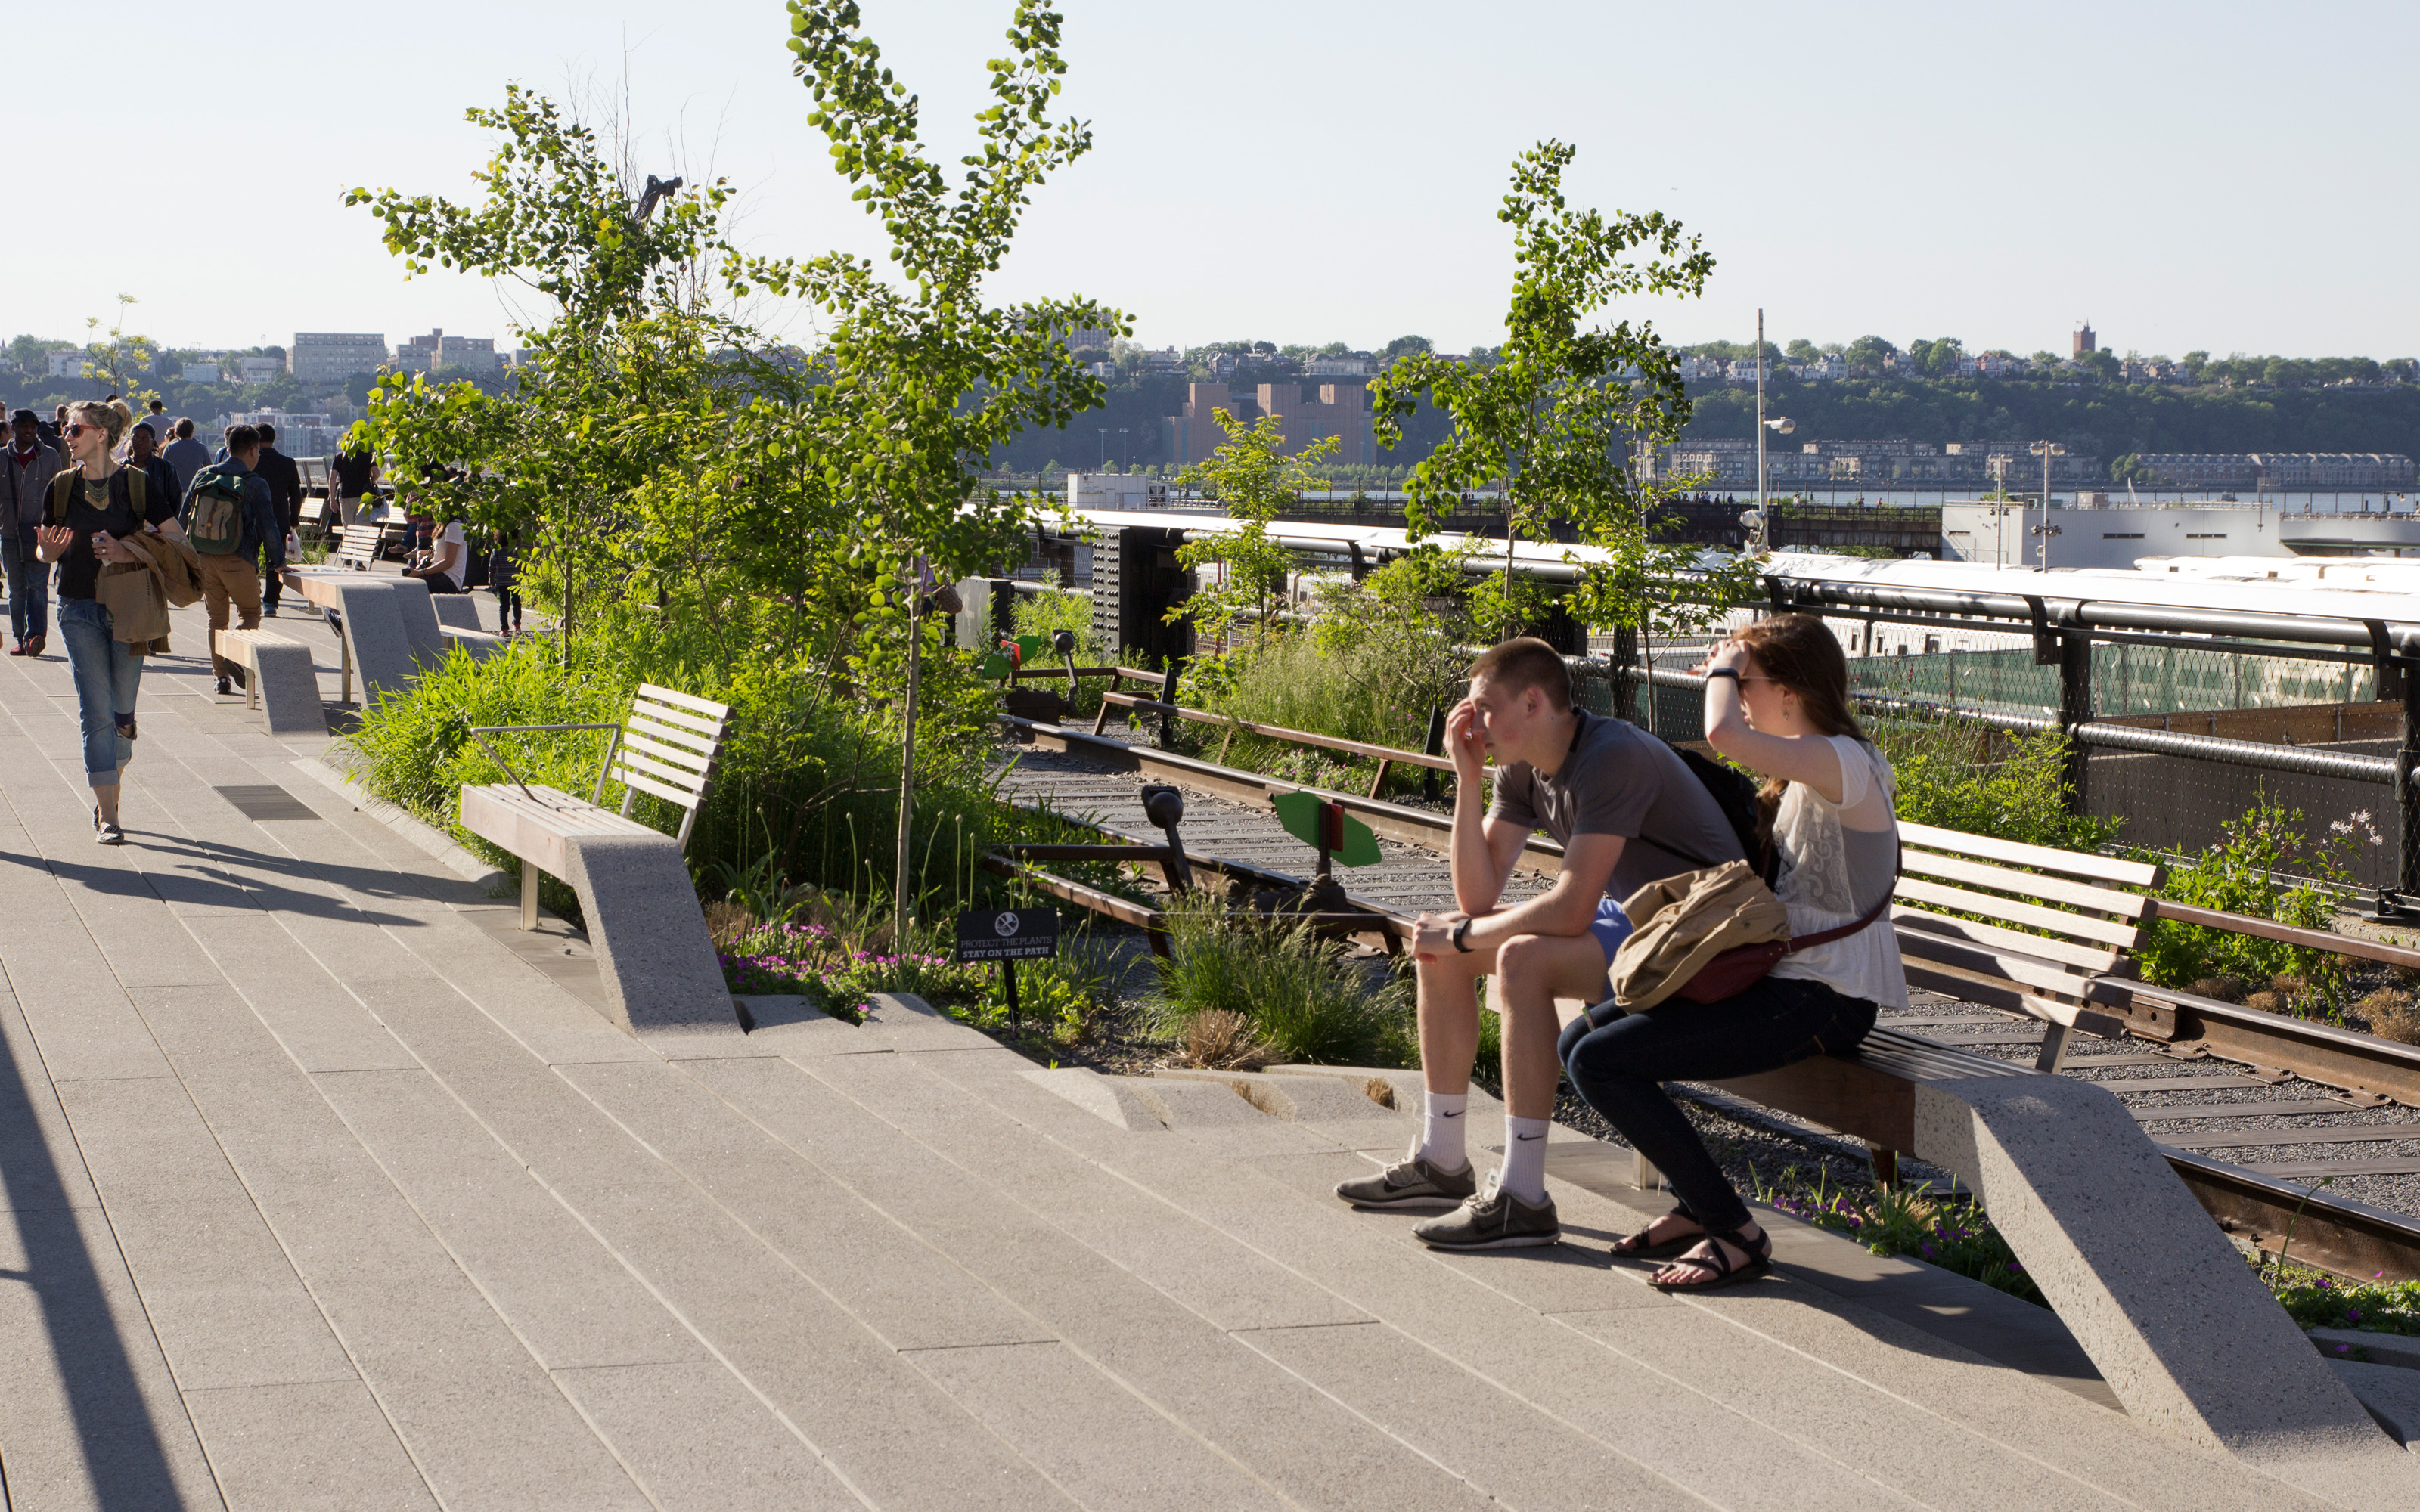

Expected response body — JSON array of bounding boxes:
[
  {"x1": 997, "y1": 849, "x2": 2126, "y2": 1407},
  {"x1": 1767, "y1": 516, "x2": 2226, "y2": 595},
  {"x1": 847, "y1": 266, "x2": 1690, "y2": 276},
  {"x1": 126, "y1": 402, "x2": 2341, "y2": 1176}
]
[
  {"x1": 1468, "y1": 637, "x2": 1571, "y2": 710},
  {"x1": 256, "y1": 422, "x2": 277, "y2": 443},
  {"x1": 175, "y1": 418, "x2": 194, "y2": 438},
  {"x1": 224, "y1": 424, "x2": 261, "y2": 453}
]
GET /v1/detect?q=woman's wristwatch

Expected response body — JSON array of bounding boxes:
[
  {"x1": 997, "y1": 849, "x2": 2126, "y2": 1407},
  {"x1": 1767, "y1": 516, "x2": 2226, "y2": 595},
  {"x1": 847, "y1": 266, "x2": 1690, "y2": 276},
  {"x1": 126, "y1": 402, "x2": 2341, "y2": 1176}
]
[{"x1": 1452, "y1": 917, "x2": 1474, "y2": 953}]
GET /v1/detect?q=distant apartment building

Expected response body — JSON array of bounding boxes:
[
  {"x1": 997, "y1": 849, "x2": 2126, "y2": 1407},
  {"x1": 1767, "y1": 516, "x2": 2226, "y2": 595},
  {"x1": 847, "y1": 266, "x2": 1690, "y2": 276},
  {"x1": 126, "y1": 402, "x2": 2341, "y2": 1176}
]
[
  {"x1": 2074, "y1": 322, "x2": 2096, "y2": 357},
  {"x1": 45, "y1": 349, "x2": 85, "y2": 378},
  {"x1": 237, "y1": 355, "x2": 283, "y2": 384},
  {"x1": 1061, "y1": 327, "x2": 1118, "y2": 354},
  {"x1": 180, "y1": 364, "x2": 221, "y2": 384},
  {"x1": 1162, "y1": 381, "x2": 1372, "y2": 468},
  {"x1": 1142, "y1": 346, "x2": 1184, "y2": 373},
  {"x1": 1304, "y1": 356, "x2": 1370, "y2": 376},
  {"x1": 2248, "y1": 453, "x2": 2416, "y2": 489},
  {"x1": 1975, "y1": 352, "x2": 2029, "y2": 379},
  {"x1": 2135, "y1": 454, "x2": 2259, "y2": 489},
  {"x1": 1795, "y1": 356, "x2": 1848, "y2": 381},
  {"x1": 228, "y1": 409, "x2": 344, "y2": 458},
  {"x1": 396, "y1": 328, "x2": 501, "y2": 376},
  {"x1": 289, "y1": 333, "x2": 387, "y2": 383}
]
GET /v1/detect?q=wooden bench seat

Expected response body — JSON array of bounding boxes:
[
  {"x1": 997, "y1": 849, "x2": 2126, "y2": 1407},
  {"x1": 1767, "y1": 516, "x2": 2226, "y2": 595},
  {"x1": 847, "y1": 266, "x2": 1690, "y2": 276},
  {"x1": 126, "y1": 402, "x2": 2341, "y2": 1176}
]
[
  {"x1": 457, "y1": 685, "x2": 734, "y2": 1034},
  {"x1": 334, "y1": 522, "x2": 386, "y2": 570},
  {"x1": 1700, "y1": 821, "x2": 2166, "y2": 1185}
]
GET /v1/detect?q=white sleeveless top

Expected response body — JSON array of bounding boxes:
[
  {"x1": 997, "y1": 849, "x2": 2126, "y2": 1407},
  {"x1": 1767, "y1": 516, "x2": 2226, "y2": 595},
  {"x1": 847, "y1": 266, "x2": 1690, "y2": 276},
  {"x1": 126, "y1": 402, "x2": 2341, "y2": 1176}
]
[{"x1": 1767, "y1": 736, "x2": 1909, "y2": 1010}]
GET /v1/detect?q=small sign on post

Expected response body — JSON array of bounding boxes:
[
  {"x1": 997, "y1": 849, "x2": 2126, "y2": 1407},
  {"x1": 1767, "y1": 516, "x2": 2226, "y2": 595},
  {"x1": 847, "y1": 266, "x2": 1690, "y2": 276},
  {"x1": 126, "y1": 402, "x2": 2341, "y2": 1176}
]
[{"x1": 956, "y1": 906, "x2": 1060, "y2": 1030}]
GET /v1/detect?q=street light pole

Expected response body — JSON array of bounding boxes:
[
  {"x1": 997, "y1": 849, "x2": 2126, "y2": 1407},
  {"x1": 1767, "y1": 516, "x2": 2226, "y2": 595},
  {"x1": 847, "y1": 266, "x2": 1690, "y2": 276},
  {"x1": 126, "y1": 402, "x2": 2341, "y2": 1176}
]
[
  {"x1": 1120, "y1": 427, "x2": 1130, "y2": 472},
  {"x1": 2028, "y1": 439, "x2": 2067, "y2": 571},
  {"x1": 1755, "y1": 308, "x2": 1767, "y2": 522}
]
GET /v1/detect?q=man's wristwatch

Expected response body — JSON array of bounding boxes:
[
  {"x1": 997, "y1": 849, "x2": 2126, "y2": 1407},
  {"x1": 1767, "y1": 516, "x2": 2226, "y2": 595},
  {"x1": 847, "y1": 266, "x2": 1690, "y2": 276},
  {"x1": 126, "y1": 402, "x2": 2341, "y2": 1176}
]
[{"x1": 1452, "y1": 917, "x2": 1474, "y2": 953}]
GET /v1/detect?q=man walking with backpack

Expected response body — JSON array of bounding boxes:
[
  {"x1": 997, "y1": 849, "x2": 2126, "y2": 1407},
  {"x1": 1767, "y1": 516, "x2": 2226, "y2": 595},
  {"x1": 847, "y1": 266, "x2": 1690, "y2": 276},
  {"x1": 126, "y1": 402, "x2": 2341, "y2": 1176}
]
[
  {"x1": 1332, "y1": 637, "x2": 1745, "y2": 1250},
  {"x1": 4, "y1": 409, "x2": 62, "y2": 657},
  {"x1": 182, "y1": 425, "x2": 284, "y2": 697},
  {"x1": 252, "y1": 423, "x2": 302, "y2": 616}
]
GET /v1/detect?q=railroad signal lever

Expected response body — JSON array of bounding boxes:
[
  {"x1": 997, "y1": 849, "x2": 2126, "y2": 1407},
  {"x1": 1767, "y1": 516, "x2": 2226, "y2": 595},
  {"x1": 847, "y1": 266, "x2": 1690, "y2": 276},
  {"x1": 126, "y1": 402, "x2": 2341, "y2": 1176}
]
[
  {"x1": 1052, "y1": 628, "x2": 1080, "y2": 694},
  {"x1": 1139, "y1": 784, "x2": 1193, "y2": 894}
]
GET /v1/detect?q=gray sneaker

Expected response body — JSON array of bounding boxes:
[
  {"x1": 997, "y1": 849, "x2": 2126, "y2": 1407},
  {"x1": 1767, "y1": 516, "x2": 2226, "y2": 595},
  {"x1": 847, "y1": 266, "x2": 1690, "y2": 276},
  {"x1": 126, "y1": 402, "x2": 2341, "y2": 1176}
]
[
  {"x1": 1412, "y1": 1177, "x2": 1559, "y2": 1250},
  {"x1": 1334, "y1": 1151, "x2": 1478, "y2": 1210}
]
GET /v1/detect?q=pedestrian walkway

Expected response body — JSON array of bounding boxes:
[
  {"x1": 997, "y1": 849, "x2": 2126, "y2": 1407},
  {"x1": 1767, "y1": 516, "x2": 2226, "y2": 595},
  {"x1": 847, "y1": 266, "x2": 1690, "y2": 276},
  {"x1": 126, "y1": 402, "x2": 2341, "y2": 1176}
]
[{"x1": 0, "y1": 592, "x2": 2403, "y2": 1510}]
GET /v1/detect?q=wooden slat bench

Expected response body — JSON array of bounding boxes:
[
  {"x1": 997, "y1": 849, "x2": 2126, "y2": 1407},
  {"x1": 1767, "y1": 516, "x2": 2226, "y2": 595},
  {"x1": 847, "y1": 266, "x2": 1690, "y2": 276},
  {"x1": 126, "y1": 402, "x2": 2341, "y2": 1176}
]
[
  {"x1": 334, "y1": 522, "x2": 386, "y2": 570},
  {"x1": 1708, "y1": 822, "x2": 2167, "y2": 1185},
  {"x1": 458, "y1": 684, "x2": 734, "y2": 1034},
  {"x1": 209, "y1": 627, "x2": 324, "y2": 736}
]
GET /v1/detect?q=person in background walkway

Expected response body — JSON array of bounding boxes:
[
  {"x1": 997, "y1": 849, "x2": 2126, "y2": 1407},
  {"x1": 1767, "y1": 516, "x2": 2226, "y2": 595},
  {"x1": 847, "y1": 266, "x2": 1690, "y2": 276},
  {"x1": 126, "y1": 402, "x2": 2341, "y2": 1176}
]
[
  {"x1": 404, "y1": 510, "x2": 470, "y2": 593},
  {"x1": 41, "y1": 406, "x2": 66, "y2": 450},
  {"x1": 3, "y1": 409, "x2": 62, "y2": 657},
  {"x1": 330, "y1": 444, "x2": 379, "y2": 526},
  {"x1": 143, "y1": 398, "x2": 168, "y2": 440},
  {"x1": 1565, "y1": 614, "x2": 1904, "y2": 1292},
  {"x1": 182, "y1": 425, "x2": 285, "y2": 698},
  {"x1": 160, "y1": 419, "x2": 209, "y2": 498},
  {"x1": 36, "y1": 400, "x2": 185, "y2": 844},
  {"x1": 489, "y1": 528, "x2": 522, "y2": 639},
  {"x1": 252, "y1": 423, "x2": 302, "y2": 616},
  {"x1": 128, "y1": 422, "x2": 179, "y2": 512}
]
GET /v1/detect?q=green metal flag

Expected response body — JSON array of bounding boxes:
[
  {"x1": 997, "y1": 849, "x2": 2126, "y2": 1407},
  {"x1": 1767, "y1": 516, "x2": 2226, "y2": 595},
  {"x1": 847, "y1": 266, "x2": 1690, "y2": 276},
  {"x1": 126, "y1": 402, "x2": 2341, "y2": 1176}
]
[{"x1": 1270, "y1": 791, "x2": 1382, "y2": 867}]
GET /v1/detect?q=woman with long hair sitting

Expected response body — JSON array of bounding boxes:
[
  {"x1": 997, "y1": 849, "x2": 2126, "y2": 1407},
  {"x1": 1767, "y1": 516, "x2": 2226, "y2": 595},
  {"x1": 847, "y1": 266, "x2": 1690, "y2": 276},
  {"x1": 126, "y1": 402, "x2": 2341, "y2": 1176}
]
[{"x1": 1559, "y1": 612, "x2": 1906, "y2": 1291}]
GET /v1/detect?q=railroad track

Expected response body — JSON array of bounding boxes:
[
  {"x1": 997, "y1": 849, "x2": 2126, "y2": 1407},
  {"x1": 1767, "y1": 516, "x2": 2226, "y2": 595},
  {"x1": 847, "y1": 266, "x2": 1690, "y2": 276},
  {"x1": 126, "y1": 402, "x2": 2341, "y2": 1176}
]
[{"x1": 998, "y1": 712, "x2": 2420, "y2": 1282}]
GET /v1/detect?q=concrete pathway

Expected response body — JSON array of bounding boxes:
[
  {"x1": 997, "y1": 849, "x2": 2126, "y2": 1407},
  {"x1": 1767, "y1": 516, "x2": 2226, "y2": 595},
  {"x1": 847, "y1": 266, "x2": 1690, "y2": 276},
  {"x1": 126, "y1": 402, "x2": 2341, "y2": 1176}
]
[{"x1": 0, "y1": 591, "x2": 2395, "y2": 1509}]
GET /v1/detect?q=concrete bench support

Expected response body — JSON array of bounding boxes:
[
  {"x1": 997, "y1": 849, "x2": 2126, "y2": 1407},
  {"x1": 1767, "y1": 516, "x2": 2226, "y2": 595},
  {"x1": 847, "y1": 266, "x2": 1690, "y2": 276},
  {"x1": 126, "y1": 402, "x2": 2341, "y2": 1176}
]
[
  {"x1": 386, "y1": 575, "x2": 448, "y2": 672},
  {"x1": 318, "y1": 578, "x2": 414, "y2": 707},
  {"x1": 441, "y1": 626, "x2": 507, "y2": 662},
  {"x1": 1913, "y1": 1074, "x2": 2419, "y2": 1502},
  {"x1": 210, "y1": 628, "x2": 324, "y2": 736},
  {"x1": 432, "y1": 595, "x2": 483, "y2": 631},
  {"x1": 459, "y1": 783, "x2": 731, "y2": 1033}
]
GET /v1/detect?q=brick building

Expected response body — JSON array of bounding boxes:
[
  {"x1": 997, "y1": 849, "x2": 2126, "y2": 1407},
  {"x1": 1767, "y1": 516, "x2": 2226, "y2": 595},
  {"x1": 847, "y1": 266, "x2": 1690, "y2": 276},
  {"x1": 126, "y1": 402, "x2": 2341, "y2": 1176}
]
[{"x1": 1161, "y1": 381, "x2": 1371, "y2": 468}]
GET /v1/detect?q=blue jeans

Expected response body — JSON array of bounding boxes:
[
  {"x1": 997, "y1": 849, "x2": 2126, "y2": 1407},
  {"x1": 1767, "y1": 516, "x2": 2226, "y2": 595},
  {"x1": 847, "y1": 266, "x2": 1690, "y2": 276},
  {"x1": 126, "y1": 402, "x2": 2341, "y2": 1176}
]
[
  {"x1": 4, "y1": 535, "x2": 48, "y2": 643},
  {"x1": 57, "y1": 599, "x2": 143, "y2": 782},
  {"x1": 1559, "y1": 974, "x2": 1877, "y2": 1235}
]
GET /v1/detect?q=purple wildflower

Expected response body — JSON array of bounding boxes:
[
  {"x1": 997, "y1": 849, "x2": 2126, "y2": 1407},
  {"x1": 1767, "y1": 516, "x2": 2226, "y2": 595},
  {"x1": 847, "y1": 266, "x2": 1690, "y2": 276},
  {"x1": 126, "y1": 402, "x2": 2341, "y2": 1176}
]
[{"x1": 2008, "y1": 1261, "x2": 2023, "y2": 1273}]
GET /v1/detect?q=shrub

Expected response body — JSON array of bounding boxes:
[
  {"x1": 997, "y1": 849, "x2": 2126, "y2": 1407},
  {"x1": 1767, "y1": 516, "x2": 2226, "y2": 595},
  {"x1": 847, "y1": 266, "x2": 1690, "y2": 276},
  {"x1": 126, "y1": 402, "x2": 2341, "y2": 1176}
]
[
  {"x1": 1875, "y1": 720, "x2": 2118, "y2": 852},
  {"x1": 2134, "y1": 798, "x2": 2356, "y2": 1009},
  {"x1": 2359, "y1": 988, "x2": 2420, "y2": 1046},
  {"x1": 1151, "y1": 894, "x2": 1412, "y2": 1066}
]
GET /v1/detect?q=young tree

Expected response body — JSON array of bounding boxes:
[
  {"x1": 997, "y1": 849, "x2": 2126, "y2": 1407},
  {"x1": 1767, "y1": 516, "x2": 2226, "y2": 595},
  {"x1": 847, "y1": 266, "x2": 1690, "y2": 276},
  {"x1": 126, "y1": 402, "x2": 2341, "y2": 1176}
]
[
  {"x1": 1169, "y1": 409, "x2": 1336, "y2": 672},
  {"x1": 1369, "y1": 139, "x2": 1749, "y2": 655},
  {"x1": 82, "y1": 294, "x2": 159, "y2": 406}
]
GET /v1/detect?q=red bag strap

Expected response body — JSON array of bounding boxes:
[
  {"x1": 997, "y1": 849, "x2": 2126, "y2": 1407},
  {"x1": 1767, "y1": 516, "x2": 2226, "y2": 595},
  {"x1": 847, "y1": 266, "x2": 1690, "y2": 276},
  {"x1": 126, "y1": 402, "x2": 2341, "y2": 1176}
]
[{"x1": 1780, "y1": 840, "x2": 1901, "y2": 953}]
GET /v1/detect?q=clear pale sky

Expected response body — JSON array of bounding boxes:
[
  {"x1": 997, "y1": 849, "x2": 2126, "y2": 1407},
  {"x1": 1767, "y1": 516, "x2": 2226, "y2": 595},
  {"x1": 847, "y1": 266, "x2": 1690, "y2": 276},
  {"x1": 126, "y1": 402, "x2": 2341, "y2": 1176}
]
[{"x1": 12, "y1": 1, "x2": 2409, "y2": 361}]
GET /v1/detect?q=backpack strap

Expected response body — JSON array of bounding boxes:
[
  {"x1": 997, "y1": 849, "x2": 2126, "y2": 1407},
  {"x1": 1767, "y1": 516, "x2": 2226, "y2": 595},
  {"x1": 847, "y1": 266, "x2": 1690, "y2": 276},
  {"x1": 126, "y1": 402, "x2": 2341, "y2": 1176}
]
[{"x1": 46, "y1": 469, "x2": 76, "y2": 528}]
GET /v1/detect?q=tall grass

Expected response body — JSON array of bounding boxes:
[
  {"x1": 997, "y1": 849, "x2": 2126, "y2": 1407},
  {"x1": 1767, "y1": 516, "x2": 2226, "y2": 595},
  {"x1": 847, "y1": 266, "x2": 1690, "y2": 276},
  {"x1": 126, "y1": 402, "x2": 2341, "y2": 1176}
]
[{"x1": 1151, "y1": 893, "x2": 1413, "y2": 1065}]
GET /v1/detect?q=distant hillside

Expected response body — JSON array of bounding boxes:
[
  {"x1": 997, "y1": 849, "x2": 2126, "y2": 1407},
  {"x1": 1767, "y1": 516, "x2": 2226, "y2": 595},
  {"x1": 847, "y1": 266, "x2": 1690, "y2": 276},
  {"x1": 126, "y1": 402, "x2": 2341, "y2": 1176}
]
[{"x1": 1682, "y1": 377, "x2": 2420, "y2": 469}]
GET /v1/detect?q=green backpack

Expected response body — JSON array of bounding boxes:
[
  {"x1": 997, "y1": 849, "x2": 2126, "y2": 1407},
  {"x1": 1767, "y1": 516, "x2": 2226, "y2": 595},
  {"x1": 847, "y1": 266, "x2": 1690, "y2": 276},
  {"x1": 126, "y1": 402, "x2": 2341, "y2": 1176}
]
[{"x1": 181, "y1": 465, "x2": 247, "y2": 555}]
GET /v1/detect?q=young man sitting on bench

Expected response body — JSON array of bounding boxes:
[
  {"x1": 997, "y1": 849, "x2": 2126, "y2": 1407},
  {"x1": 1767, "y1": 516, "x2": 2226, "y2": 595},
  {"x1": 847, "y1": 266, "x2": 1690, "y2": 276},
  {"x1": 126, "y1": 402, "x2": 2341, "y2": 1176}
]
[{"x1": 1335, "y1": 637, "x2": 1745, "y2": 1249}]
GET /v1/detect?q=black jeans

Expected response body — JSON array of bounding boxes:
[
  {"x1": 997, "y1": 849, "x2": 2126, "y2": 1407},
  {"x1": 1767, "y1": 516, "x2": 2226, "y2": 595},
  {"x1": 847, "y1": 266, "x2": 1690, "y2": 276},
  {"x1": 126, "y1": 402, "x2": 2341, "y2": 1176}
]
[{"x1": 1559, "y1": 975, "x2": 1877, "y2": 1235}]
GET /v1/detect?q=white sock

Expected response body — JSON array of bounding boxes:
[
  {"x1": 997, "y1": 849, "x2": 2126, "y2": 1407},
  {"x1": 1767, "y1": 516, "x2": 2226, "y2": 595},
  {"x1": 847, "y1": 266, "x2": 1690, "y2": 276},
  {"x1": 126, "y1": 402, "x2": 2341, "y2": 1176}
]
[
  {"x1": 1500, "y1": 1117, "x2": 1550, "y2": 1204},
  {"x1": 1418, "y1": 1092, "x2": 1469, "y2": 1170}
]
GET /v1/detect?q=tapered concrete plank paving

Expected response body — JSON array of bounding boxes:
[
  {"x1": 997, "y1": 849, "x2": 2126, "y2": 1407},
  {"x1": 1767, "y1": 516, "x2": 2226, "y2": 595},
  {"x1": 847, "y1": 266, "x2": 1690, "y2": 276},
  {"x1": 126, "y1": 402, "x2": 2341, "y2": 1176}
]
[
  {"x1": 907, "y1": 1340, "x2": 1298, "y2": 1512},
  {"x1": 541, "y1": 1179, "x2": 1084, "y2": 1511},
  {"x1": 310, "y1": 1067, "x2": 707, "y2": 1371},
  {"x1": 902, "y1": 1056, "x2": 1963, "y2": 1512},
  {"x1": 160, "y1": 928, "x2": 427, "y2": 1075},
  {"x1": 1234, "y1": 1321, "x2": 1720, "y2": 1512},
  {"x1": 550, "y1": 1361, "x2": 867, "y2": 1512},
  {"x1": 181, "y1": 1379, "x2": 438, "y2": 1510},
  {"x1": 101, "y1": 1196, "x2": 362, "y2": 1392},
  {"x1": 556, "y1": 1059, "x2": 1060, "y2": 1351},
  {"x1": 1610, "y1": 1291, "x2": 2348, "y2": 1512},
  {"x1": 51, "y1": 1076, "x2": 253, "y2": 1207},
  {"x1": 687, "y1": 1058, "x2": 1497, "y2": 1510},
  {"x1": 6, "y1": 974, "x2": 179, "y2": 1084},
  {"x1": 0, "y1": 1202, "x2": 225, "y2": 1512},
  {"x1": 786, "y1": 1052, "x2": 1376, "y2": 1333},
  {"x1": 309, "y1": 1270, "x2": 656, "y2": 1512}
]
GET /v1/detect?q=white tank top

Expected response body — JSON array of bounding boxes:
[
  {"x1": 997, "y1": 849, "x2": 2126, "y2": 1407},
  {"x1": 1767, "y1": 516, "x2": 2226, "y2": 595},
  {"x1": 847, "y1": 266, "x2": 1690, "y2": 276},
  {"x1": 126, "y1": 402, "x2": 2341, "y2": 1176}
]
[{"x1": 1767, "y1": 736, "x2": 1909, "y2": 1010}]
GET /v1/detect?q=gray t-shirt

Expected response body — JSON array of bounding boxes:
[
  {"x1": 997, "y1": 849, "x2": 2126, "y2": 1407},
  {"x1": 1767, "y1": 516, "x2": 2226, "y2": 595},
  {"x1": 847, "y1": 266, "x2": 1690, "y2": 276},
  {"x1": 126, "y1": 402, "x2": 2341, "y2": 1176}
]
[{"x1": 1488, "y1": 711, "x2": 1746, "y2": 900}]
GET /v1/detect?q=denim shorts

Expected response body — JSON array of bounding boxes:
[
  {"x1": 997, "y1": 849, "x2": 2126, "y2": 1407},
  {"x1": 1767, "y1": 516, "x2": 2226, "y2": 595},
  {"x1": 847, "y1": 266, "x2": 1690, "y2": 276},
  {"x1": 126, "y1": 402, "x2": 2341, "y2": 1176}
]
[{"x1": 1587, "y1": 897, "x2": 1635, "y2": 990}]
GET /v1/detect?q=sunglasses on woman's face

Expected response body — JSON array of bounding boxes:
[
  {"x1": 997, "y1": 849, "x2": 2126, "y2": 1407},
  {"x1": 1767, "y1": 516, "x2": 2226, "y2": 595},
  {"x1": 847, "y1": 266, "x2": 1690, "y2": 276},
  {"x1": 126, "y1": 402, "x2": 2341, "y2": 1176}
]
[{"x1": 64, "y1": 423, "x2": 95, "y2": 437}]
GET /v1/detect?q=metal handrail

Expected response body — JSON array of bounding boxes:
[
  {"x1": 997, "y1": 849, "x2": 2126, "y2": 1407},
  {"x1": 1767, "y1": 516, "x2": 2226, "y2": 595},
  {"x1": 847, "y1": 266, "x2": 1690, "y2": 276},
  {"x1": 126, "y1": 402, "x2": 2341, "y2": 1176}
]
[{"x1": 466, "y1": 723, "x2": 624, "y2": 806}]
